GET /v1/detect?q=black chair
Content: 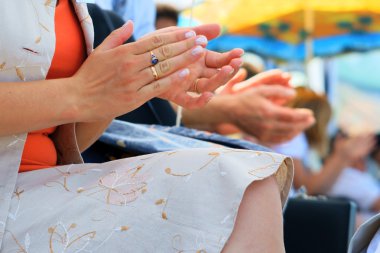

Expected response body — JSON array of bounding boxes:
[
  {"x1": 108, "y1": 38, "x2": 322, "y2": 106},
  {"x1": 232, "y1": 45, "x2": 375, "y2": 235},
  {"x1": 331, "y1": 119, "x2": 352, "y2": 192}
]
[{"x1": 284, "y1": 198, "x2": 356, "y2": 253}]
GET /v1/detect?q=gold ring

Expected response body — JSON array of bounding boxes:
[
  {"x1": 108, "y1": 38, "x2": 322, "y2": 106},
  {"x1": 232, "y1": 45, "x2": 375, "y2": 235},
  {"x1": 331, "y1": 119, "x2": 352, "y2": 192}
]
[
  {"x1": 193, "y1": 79, "x2": 201, "y2": 94},
  {"x1": 150, "y1": 66, "x2": 159, "y2": 80}
]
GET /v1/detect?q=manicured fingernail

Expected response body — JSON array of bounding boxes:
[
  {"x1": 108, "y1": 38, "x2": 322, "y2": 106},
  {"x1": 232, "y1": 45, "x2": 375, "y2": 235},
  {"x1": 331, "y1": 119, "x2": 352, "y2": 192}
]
[
  {"x1": 195, "y1": 36, "x2": 208, "y2": 45},
  {"x1": 185, "y1": 31, "x2": 196, "y2": 38},
  {"x1": 235, "y1": 48, "x2": 245, "y2": 56},
  {"x1": 123, "y1": 20, "x2": 132, "y2": 27},
  {"x1": 229, "y1": 69, "x2": 235, "y2": 75},
  {"x1": 179, "y1": 68, "x2": 190, "y2": 78},
  {"x1": 236, "y1": 59, "x2": 244, "y2": 67},
  {"x1": 192, "y1": 46, "x2": 204, "y2": 56}
]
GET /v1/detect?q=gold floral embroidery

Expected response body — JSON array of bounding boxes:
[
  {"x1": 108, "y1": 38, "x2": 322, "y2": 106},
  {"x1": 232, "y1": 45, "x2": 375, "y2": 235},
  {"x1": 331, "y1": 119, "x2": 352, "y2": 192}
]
[
  {"x1": 155, "y1": 199, "x2": 166, "y2": 205},
  {"x1": 77, "y1": 165, "x2": 149, "y2": 206},
  {"x1": 248, "y1": 163, "x2": 281, "y2": 178},
  {"x1": 45, "y1": 165, "x2": 87, "y2": 192},
  {"x1": 15, "y1": 67, "x2": 25, "y2": 81},
  {"x1": 164, "y1": 152, "x2": 219, "y2": 177},
  {"x1": 35, "y1": 36, "x2": 42, "y2": 43},
  {"x1": 39, "y1": 22, "x2": 50, "y2": 32},
  {"x1": 8, "y1": 231, "x2": 29, "y2": 253},
  {"x1": 48, "y1": 222, "x2": 96, "y2": 253},
  {"x1": 0, "y1": 62, "x2": 5, "y2": 70},
  {"x1": 172, "y1": 234, "x2": 207, "y2": 253}
]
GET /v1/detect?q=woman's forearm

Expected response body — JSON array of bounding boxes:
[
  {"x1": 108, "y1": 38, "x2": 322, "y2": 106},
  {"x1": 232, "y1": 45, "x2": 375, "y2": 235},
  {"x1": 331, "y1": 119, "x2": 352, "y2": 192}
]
[
  {"x1": 179, "y1": 96, "x2": 232, "y2": 131},
  {"x1": 304, "y1": 153, "x2": 350, "y2": 195},
  {"x1": 0, "y1": 78, "x2": 80, "y2": 136},
  {"x1": 75, "y1": 120, "x2": 113, "y2": 152}
]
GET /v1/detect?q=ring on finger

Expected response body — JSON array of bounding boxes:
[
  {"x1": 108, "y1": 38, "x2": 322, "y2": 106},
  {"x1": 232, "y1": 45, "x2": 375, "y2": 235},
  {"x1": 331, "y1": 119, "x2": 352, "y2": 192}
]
[
  {"x1": 150, "y1": 66, "x2": 159, "y2": 80},
  {"x1": 193, "y1": 79, "x2": 201, "y2": 94},
  {"x1": 150, "y1": 51, "x2": 159, "y2": 65}
]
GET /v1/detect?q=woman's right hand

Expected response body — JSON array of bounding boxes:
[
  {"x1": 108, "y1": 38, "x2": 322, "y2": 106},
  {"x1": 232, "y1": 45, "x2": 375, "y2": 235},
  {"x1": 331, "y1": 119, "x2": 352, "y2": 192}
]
[{"x1": 70, "y1": 21, "x2": 208, "y2": 122}]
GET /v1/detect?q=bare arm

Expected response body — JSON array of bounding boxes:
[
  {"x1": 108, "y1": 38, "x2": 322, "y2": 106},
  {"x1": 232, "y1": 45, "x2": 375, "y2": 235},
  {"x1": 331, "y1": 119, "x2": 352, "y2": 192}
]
[
  {"x1": 294, "y1": 134, "x2": 376, "y2": 195},
  {"x1": 292, "y1": 155, "x2": 349, "y2": 195},
  {"x1": 181, "y1": 86, "x2": 315, "y2": 144},
  {"x1": 0, "y1": 78, "x2": 78, "y2": 136}
]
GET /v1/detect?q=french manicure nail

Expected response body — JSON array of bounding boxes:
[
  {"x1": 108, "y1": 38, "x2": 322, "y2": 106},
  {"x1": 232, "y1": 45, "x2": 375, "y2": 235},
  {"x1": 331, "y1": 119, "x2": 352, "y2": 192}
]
[
  {"x1": 123, "y1": 20, "x2": 132, "y2": 27},
  {"x1": 195, "y1": 36, "x2": 208, "y2": 45},
  {"x1": 192, "y1": 46, "x2": 204, "y2": 56},
  {"x1": 179, "y1": 68, "x2": 190, "y2": 78},
  {"x1": 185, "y1": 31, "x2": 196, "y2": 38}
]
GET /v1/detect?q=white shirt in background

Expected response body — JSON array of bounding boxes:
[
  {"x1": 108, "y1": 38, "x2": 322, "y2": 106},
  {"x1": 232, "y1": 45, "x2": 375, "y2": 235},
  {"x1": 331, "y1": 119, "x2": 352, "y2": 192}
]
[{"x1": 95, "y1": 0, "x2": 156, "y2": 39}]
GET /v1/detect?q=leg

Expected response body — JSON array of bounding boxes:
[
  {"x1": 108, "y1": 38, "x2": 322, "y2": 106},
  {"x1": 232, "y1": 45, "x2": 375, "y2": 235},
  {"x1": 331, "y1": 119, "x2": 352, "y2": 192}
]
[{"x1": 222, "y1": 176, "x2": 285, "y2": 253}]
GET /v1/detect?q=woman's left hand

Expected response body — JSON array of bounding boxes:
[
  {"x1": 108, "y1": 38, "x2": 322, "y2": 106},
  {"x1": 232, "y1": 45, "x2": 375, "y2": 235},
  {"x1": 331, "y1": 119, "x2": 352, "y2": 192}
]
[{"x1": 140, "y1": 24, "x2": 244, "y2": 108}]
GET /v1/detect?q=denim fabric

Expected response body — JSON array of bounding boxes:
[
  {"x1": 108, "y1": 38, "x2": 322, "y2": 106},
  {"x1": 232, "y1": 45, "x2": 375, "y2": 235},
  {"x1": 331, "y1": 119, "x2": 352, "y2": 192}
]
[{"x1": 99, "y1": 120, "x2": 271, "y2": 155}]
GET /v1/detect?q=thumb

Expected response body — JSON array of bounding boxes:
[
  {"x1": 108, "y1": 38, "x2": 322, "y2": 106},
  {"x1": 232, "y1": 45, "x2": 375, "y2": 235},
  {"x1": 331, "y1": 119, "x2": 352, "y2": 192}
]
[
  {"x1": 96, "y1": 20, "x2": 134, "y2": 52},
  {"x1": 221, "y1": 68, "x2": 247, "y2": 94},
  {"x1": 256, "y1": 85, "x2": 296, "y2": 100}
]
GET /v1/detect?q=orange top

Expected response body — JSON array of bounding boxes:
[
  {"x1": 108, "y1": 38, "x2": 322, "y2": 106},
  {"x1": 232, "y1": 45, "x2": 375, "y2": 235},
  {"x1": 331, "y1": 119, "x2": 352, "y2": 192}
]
[{"x1": 20, "y1": 0, "x2": 87, "y2": 172}]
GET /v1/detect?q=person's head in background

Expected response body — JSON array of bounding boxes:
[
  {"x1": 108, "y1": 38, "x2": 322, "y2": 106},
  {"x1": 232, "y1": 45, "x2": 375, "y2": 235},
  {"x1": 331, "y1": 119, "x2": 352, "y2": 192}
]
[
  {"x1": 288, "y1": 87, "x2": 332, "y2": 157},
  {"x1": 155, "y1": 4, "x2": 179, "y2": 29}
]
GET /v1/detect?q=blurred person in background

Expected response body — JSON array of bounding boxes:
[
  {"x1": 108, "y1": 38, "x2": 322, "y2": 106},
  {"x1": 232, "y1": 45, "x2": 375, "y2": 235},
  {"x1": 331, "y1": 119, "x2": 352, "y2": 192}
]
[
  {"x1": 96, "y1": 0, "x2": 156, "y2": 39},
  {"x1": 273, "y1": 87, "x2": 380, "y2": 213},
  {"x1": 156, "y1": 3, "x2": 179, "y2": 29}
]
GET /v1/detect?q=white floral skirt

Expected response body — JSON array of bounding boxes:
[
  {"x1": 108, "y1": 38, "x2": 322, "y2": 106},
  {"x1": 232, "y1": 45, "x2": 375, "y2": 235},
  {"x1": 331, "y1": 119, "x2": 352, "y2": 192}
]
[{"x1": 2, "y1": 148, "x2": 292, "y2": 252}]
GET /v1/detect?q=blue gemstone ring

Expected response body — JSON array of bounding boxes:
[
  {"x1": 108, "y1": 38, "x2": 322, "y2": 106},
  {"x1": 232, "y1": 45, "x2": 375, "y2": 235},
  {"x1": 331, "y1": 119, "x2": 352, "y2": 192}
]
[{"x1": 150, "y1": 51, "x2": 159, "y2": 65}]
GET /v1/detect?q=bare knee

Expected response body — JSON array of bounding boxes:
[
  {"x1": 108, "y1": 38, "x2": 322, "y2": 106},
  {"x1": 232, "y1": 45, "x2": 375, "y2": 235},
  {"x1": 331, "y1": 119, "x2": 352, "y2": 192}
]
[{"x1": 222, "y1": 176, "x2": 285, "y2": 253}]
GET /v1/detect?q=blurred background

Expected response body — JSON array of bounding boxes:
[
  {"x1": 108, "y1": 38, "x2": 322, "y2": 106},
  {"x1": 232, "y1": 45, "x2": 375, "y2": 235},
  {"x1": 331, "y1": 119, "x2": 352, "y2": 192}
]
[{"x1": 172, "y1": 0, "x2": 380, "y2": 136}]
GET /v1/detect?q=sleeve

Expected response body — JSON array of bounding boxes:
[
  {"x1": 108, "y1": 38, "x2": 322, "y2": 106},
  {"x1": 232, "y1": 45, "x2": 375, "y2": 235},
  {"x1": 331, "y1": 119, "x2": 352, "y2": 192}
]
[{"x1": 328, "y1": 167, "x2": 380, "y2": 210}]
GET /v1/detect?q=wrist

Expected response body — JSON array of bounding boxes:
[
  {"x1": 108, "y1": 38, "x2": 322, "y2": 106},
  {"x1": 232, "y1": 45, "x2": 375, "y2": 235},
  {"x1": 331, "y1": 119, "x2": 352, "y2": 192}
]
[
  {"x1": 329, "y1": 150, "x2": 351, "y2": 167},
  {"x1": 207, "y1": 95, "x2": 236, "y2": 126},
  {"x1": 57, "y1": 77, "x2": 83, "y2": 123}
]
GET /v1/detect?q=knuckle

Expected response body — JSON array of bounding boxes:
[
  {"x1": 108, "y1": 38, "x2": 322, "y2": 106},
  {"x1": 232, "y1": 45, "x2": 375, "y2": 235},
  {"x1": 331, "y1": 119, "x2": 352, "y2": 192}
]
[
  {"x1": 151, "y1": 35, "x2": 164, "y2": 47},
  {"x1": 152, "y1": 81, "x2": 161, "y2": 90},
  {"x1": 160, "y1": 45, "x2": 171, "y2": 58},
  {"x1": 159, "y1": 61, "x2": 171, "y2": 74}
]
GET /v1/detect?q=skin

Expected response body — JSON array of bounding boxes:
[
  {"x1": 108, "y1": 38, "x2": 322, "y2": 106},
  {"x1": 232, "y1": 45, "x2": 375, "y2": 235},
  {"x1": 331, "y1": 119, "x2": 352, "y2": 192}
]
[
  {"x1": 155, "y1": 18, "x2": 288, "y2": 253},
  {"x1": 222, "y1": 176, "x2": 285, "y2": 253},
  {"x1": 4, "y1": 15, "x2": 288, "y2": 252},
  {"x1": 1, "y1": 22, "x2": 243, "y2": 151},
  {"x1": 182, "y1": 69, "x2": 316, "y2": 144}
]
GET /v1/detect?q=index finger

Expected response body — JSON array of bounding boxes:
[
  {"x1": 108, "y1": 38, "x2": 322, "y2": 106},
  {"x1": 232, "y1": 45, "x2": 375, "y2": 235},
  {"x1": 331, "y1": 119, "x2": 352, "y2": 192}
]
[
  {"x1": 142, "y1": 24, "x2": 222, "y2": 41},
  {"x1": 129, "y1": 29, "x2": 197, "y2": 55},
  {"x1": 272, "y1": 107, "x2": 315, "y2": 123}
]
